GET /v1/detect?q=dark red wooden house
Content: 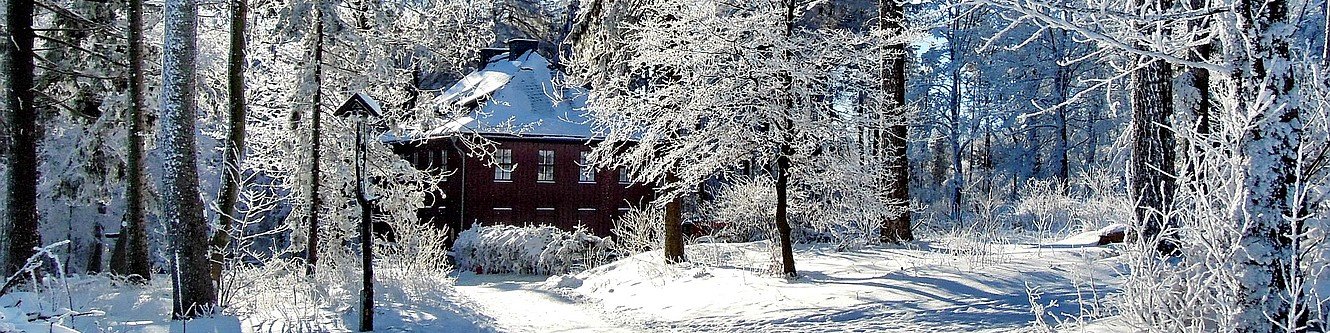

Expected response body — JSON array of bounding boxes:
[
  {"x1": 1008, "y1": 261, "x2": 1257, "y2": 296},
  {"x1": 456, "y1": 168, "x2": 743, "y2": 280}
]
[{"x1": 385, "y1": 39, "x2": 653, "y2": 238}]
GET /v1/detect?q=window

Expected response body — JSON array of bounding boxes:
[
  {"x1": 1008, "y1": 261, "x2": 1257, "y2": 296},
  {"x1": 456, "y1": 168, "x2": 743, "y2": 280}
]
[
  {"x1": 415, "y1": 150, "x2": 430, "y2": 169},
  {"x1": 494, "y1": 149, "x2": 513, "y2": 181},
  {"x1": 416, "y1": 149, "x2": 447, "y2": 171},
  {"x1": 439, "y1": 150, "x2": 448, "y2": 171},
  {"x1": 538, "y1": 150, "x2": 555, "y2": 182},
  {"x1": 619, "y1": 168, "x2": 631, "y2": 184},
  {"x1": 578, "y1": 151, "x2": 595, "y2": 183}
]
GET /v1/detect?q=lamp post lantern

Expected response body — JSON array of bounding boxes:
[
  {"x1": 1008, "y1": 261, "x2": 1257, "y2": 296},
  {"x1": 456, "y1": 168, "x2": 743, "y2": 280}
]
[{"x1": 335, "y1": 92, "x2": 382, "y2": 332}]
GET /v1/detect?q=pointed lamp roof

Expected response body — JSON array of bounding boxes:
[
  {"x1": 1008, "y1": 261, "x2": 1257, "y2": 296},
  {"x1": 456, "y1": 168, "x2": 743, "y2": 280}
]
[{"x1": 335, "y1": 92, "x2": 383, "y2": 118}]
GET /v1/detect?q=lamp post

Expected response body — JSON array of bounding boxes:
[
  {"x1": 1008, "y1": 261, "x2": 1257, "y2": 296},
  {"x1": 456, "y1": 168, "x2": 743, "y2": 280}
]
[{"x1": 335, "y1": 92, "x2": 382, "y2": 332}]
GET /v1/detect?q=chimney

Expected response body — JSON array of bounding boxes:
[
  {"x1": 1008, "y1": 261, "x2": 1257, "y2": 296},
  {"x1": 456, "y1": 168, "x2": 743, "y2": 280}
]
[
  {"x1": 478, "y1": 47, "x2": 508, "y2": 66},
  {"x1": 506, "y1": 38, "x2": 540, "y2": 61}
]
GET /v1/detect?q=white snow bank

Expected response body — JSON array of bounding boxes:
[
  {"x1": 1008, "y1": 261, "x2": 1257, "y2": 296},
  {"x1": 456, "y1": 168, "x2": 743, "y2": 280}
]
[
  {"x1": 560, "y1": 242, "x2": 1123, "y2": 332},
  {"x1": 0, "y1": 292, "x2": 80, "y2": 333}
]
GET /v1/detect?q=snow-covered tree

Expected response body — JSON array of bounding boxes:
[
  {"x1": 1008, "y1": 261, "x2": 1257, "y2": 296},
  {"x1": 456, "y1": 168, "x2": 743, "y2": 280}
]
[
  {"x1": 208, "y1": 0, "x2": 250, "y2": 282},
  {"x1": 246, "y1": 0, "x2": 491, "y2": 277},
  {"x1": 879, "y1": 0, "x2": 914, "y2": 242},
  {"x1": 970, "y1": 0, "x2": 1327, "y2": 328},
  {"x1": 571, "y1": 0, "x2": 904, "y2": 276}
]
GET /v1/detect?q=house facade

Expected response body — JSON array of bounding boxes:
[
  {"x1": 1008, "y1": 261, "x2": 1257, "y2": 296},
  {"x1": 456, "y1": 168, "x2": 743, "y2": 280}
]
[{"x1": 386, "y1": 39, "x2": 653, "y2": 238}]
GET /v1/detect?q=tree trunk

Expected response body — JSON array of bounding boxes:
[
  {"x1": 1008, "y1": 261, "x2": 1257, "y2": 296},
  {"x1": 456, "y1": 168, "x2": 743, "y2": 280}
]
[
  {"x1": 1084, "y1": 101, "x2": 1099, "y2": 166},
  {"x1": 663, "y1": 173, "x2": 685, "y2": 263},
  {"x1": 161, "y1": 0, "x2": 217, "y2": 318},
  {"x1": 1182, "y1": 0, "x2": 1214, "y2": 198},
  {"x1": 767, "y1": 0, "x2": 798, "y2": 278},
  {"x1": 210, "y1": 0, "x2": 249, "y2": 283},
  {"x1": 947, "y1": 43, "x2": 963, "y2": 219},
  {"x1": 3, "y1": 0, "x2": 41, "y2": 278},
  {"x1": 773, "y1": 153, "x2": 797, "y2": 277},
  {"x1": 1052, "y1": 62, "x2": 1071, "y2": 182},
  {"x1": 1233, "y1": 0, "x2": 1302, "y2": 328},
  {"x1": 879, "y1": 0, "x2": 913, "y2": 243},
  {"x1": 1128, "y1": 0, "x2": 1178, "y2": 255},
  {"x1": 87, "y1": 224, "x2": 104, "y2": 274},
  {"x1": 1129, "y1": 56, "x2": 1177, "y2": 255},
  {"x1": 111, "y1": 0, "x2": 153, "y2": 283},
  {"x1": 306, "y1": 6, "x2": 325, "y2": 275}
]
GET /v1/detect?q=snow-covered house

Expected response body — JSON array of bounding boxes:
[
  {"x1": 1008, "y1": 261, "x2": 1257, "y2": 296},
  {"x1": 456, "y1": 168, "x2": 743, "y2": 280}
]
[{"x1": 386, "y1": 39, "x2": 653, "y2": 238}]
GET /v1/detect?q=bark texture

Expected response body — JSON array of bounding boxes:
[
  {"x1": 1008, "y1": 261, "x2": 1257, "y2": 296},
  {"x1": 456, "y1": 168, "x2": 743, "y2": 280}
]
[
  {"x1": 160, "y1": 0, "x2": 217, "y2": 318},
  {"x1": 306, "y1": 6, "x2": 325, "y2": 275},
  {"x1": 4, "y1": 0, "x2": 42, "y2": 277},
  {"x1": 879, "y1": 0, "x2": 913, "y2": 243},
  {"x1": 1233, "y1": 0, "x2": 1303, "y2": 328},
  {"x1": 211, "y1": 0, "x2": 249, "y2": 282},
  {"x1": 664, "y1": 173, "x2": 685, "y2": 263},
  {"x1": 1130, "y1": 57, "x2": 1177, "y2": 255},
  {"x1": 111, "y1": 0, "x2": 153, "y2": 282}
]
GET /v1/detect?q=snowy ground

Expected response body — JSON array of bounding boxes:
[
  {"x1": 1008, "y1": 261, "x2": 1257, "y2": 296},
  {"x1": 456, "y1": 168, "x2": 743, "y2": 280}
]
[
  {"x1": 4, "y1": 234, "x2": 1123, "y2": 332},
  {"x1": 454, "y1": 274, "x2": 635, "y2": 333},
  {"x1": 452, "y1": 237, "x2": 1123, "y2": 333},
  {"x1": 1, "y1": 268, "x2": 497, "y2": 332}
]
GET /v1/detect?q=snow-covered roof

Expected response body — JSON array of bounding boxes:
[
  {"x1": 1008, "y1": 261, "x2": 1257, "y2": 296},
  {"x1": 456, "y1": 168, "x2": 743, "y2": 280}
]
[{"x1": 383, "y1": 44, "x2": 592, "y2": 143}]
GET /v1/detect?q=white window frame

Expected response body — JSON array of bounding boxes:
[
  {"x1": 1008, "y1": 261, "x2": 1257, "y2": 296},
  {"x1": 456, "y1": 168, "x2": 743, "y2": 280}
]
[
  {"x1": 494, "y1": 149, "x2": 514, "y2": 182},
  {"x1": 439, "y1": 150, "x2": 448, "y2": 171},
  {"x1": 537, "y1": 150, "x2": 555, "y2": 183}
]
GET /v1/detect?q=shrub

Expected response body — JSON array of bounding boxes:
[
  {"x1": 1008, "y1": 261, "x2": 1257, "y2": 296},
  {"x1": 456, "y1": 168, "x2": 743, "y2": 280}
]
[
  {"x1": 610, "y1": 206, "x2": 665, "y2": 255},
  {"x1": 452, "y1": 224, "x2": 615, "y2": 275}
]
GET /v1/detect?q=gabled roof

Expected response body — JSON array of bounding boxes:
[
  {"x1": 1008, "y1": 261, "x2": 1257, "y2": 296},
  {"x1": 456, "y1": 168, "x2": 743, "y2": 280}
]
[
  {"x1": 383, "y1": 43, "x2": 592, "y2": 143},
  {"x1": 335, "y1": 92, "x2": 383, "y2": 118}
]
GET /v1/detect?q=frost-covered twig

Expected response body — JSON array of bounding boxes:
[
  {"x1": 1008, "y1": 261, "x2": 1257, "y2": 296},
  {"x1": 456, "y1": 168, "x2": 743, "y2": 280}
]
[{"x1": 0, "y1": 240, "x2": 72, "y2": 296}]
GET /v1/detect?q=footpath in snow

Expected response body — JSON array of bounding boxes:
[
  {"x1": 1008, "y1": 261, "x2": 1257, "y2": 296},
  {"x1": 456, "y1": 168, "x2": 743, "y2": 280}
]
[{"x1": 454, "y1": 273, "x2": 640, "y2": 333}]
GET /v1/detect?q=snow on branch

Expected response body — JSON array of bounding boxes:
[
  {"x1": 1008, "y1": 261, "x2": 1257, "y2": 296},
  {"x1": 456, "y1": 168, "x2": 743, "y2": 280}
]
[
  {"x1": 0, "y1": 240, "x2": 72, "y2": 296},
  {"x1": 970, "y1": 0, "x2": 1231, "y2": 73}
]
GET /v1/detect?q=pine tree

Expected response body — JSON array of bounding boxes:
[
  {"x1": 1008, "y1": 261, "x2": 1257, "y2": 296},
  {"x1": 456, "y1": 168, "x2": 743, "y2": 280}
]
[
  {"x1": 210, "y1": 0, "x2": 250, "y2": 282},
  {"x1": 160, "y1": 0, "x2": 217, "y2": 318},
  {"x1": 1232, "y1": 0, "x2": 1304, "y2": 327},
  {"x1": 3, "y1": 0, "x2": 42, "y2": 278},
  {"x1": 110, "y1": 0, "x2": 154, "y2": 282},
  {"x1": 1130, "y1": 53, "x2": 1177, "y2": 255},
  {"x1": 879, "y1": 0, "x2": 913, "y2": 243}
]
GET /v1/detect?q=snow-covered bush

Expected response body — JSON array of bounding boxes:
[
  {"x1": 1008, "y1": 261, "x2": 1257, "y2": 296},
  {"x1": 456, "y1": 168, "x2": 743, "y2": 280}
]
[
  {"x1": 700, "y1": 176, "x2": 777, "y2": 244},
  {"x1": 1009, "y1": 171, "x2": 1132, "y2": 240},
  {"x1": 377, "y1": 220, "x2": 455, "y2": 298},
  {"x1": 452, "y1": 225, "x2": 615, "y2": 275},
  {"x1": 1012, "y1": 179, "x2": 1076, "y2": 235},
  {"x1": 700, "y1": 172, "x2": 894, "y2": 250},
  {"x1": 610, "y1": 206, "x2": 665, "y2": 255}
]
